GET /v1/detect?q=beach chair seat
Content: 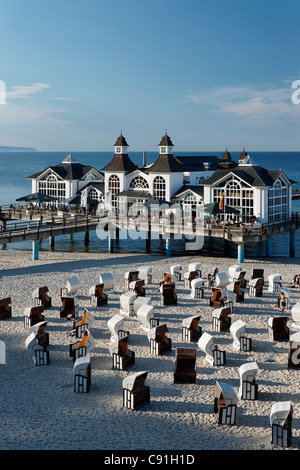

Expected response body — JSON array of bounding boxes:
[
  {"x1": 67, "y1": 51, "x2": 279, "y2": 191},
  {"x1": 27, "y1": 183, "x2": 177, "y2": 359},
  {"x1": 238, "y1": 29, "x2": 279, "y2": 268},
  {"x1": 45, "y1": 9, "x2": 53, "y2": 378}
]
[
  {"x1": 230, "y1": 319, "x2": 252, "y2": 351},
  {"x1": 209, "y1": 287, "x2": 225, "y2": 308},
  {"x1": 138, "y1": 266, "x2": 152, "y2": 284},
  {"x1": 198, "y1": 332, "x2": 226, "y2": 366},
  {"x1": 99, "y1": 273, "x2": 114, "y2": 293},
  {"x1": 129, "y1": 279, "x2": 146, "y2": 297},
  {"x1": 136, "y1": 304, "x2": 158, "y2": 331},
  {"x1": 122, "y1": 371, "x2": 150, "y2": 410},
  {"x1": 109, "y1": 335, "x2": 135, "y2": 370},
  {"x1": 32, "y1": 286, "x2": 52, "y2": 308},
  {"x1": 24, "y1": 305, "x2": 45, "y2": 328},
  {"x1": 60, "y1": 277, "x2": 80, "y2": 297},
  {"x1": 160, "y1": 282, "x2": 177, "y2": 305},
  {"x1": 124, "y1": 271, "x2": 140, "y2": 289},
  {"x1": 268, "y1": 316, "x2": 289, "y2": 341},
  {"x1": 188, "y1": 262, "x2": 202, "y2": 277},
  {"x1": 69, "y1": 329, "x2": 95, "y2": 362},
  {"x1": 184, "y1": 270, "x2": 198, "y2": 289},
  {"x1": 73, "y1": 355, "x2": 91, "y2": 393},
  {"x1": 0, "y1": 297, "x2": 12, "y2": 320},
  {"x1": 212, "y1": 306, "x2": 231, "y2": 332},
  {"x1": 251, "y1": 269, "x2": 264, "y2": 285},
  {"x1": 191, "y1": 278, "x2": 205, "y2": 299},
  {"x1": 181, "y1": 315, "x2": 202, "y2": 342},
  {"x1": 270, "y1": 401, "x2": 293, "y2": 448},
  {"x1": 214, "y1": 381, "x2": 238, "y2": 425},
  {"x1": 214, "y1": 272, "x2": 229, "y2": 288},
  {"x1": 288, "y1": 331, "x2": 300, "y2": 368},
  {"x1": 228, "y1": 264, "x2": 244, "y2": 284},
  {"x1": 174, "y1": 348, "x2": 197, "y2": 383},
  {"x1": 226, "y1": 281, "x2": 244, "y2": 302},
  {"x1": 25, "y1": 323, "x2": 50, "y2": 366},
  {"x1": 248, "y1": 278, "x2": 263, "y2": 297},
  {"x1": 170, "y1": 264, "x2": 182, "y2": 281},
  {"x1": 29, "y1": 320, "x2": 49, "y2": 347},
  {"x1": 71, "y1": 309, "x2": 95, "y2": 338},
  {"x1": 107, "y1": 314, "x2": 130, "y2": 342},
  {"x1": 268, "y1": 273, "x2": 282, "y2": 293},
  {"x1": 89, "y1": 284, "x2": 108, "y2": 307},
  {"x1": 60, "y1": 296, "x2": 79, "y2": 320},
  {"x1": 148, "y1": 324, "x2": 171, "y2": 355},
  {"x1": 206, "y1": 267, "x2": 219, "y2": 288},
  {"x1": 239, "y1": 362, "x2": 258, "y2": 400}
]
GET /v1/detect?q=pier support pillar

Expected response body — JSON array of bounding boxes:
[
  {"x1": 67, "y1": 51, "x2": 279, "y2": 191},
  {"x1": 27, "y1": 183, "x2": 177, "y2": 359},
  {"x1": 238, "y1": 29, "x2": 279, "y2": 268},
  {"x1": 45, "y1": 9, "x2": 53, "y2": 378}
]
[
  {"x1": 237, "y1": 243, "x2": 244, "y2": 264},
  {"x1": 266, "y1": 238, "x2": 272, "y2": 257},
  {"x1": 146, "y1": 231, "x2": 151, "y2": 253},
  {"x1": 290, "y1": 230, "x2": 296, "y2": 257},
  {"x1": 32, "y1": 240, "x2": 39, "y2": 261},
  {"x1": 84, "y1": 231, "x2": 89, "y2": 245},
  {"x1": 49, "y1": 236, "x2": 55, "y2": 248},
  {"x1": 166, "y1": 236, "x2": 172, "y2": 257},
  {"x1": 108, "y1": 231, "x2": 115, "y2": 253}
]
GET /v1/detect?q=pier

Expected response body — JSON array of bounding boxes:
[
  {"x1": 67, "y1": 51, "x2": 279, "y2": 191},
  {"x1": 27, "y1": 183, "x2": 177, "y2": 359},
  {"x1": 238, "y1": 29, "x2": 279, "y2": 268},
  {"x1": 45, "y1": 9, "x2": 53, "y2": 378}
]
[{"x1": 0, "y1": 205, "x2": 299, "y2": 262}]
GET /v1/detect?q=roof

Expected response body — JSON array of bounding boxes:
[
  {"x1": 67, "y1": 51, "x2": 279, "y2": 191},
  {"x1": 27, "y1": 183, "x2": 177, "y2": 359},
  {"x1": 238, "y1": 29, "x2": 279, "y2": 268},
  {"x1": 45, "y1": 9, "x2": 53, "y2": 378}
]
[
  {"x1": 171, "y1": 185, "x2": 204, "y2": 199},
  {"x1": 76, "y1": 181, "x2": 104, "y2": 194},
  {"x1": 101, "y1": 153, "x2": 138, "y2": 174},
  {"x1": 175, "y1": 155, "x2": 220, "y2": 171},
  {"x1": 158, "y1": 133, "x2": 174, "y2": 147},
  {"x1": 202, "y1": 165, "x2": 293, "y2": 188},
  {"x1": 28, "y1": 161, "x2": 102, "y2": 181},
  {"x1": 114, "y1": 134, "x2": 129, "y2": 147},
  {"x1": 115, "y1": 190, "x2": 150, "y2": 199},
  {"x1": 147, "y1": 154, "x2": 186, "y2": 173}
]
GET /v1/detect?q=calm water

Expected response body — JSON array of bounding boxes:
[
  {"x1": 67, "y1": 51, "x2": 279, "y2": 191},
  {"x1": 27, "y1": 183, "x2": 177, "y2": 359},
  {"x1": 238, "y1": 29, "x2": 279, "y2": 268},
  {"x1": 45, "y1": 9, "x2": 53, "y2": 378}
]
[{"x1": 0, "y1": 150, "x2": 299, "y2": 258}]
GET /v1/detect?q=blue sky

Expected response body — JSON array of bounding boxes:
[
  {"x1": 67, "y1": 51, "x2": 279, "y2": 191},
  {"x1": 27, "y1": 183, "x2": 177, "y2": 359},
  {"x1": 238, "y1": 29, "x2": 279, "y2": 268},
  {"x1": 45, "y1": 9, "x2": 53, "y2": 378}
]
[{"x1": 0, "y1": 0, "x2": 300, "y2": 151}]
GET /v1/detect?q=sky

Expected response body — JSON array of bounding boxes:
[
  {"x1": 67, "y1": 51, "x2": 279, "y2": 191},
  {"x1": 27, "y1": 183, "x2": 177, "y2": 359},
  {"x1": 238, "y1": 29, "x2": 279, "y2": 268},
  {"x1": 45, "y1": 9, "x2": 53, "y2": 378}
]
[{"x1": 0, "y1": 0, "x2": 300, "y2": 152}]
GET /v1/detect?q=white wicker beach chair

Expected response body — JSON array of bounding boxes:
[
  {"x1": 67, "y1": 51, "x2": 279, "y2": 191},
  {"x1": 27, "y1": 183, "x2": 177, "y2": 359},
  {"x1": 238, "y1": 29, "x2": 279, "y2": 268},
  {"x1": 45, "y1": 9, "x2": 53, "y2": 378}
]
[
  {"x1": 120, "y1": 292, "x2": 138, "y2": 316},
  {"x1": 212, "y1": 306, "x2": 231, "y2": 332},
  {"x1": 190, "y1": 278, "x2": 205, "y2": 299},
  {"x1": 214, "y1": 381, "x2": 238, "y2": 425},
  {"x1": 107, "y1": 314, "x2": 129, "y2": 342},
  {"x1": 71, "y1": 309, "x2": 95, "y2": 338},
  {"x1": 238, "y1": 362, "x2": 258, "y2": 400},
  {"x1": 73, "y1": 355, "x2": 91, "y2": 393},
  {"x1": 69, "y1": 329, "x2": 95, "y2": 362},
  {"x1": 291, "y1": 303, "x2": 300, "y2": 328},
  {"x1": 230, "y1": 319, "x2": 252, "y2": 351},
  {"x1": 60, "y1": 277, "x2": 80, "y2": 297},
  {"x1": 270, "y1": 401, "x2": 293, "y2": 447},
  {"x1": 138, "y1": 266, "x2": 152, "y2": 284},
  {"x1": 170, "y1": 264, "x2": 182, "y2": 282},
  {"x1": 136, "y1": 304, "x2": 157, "y2": 331},
  {"x1": 99, "y1": 273, "x2": 114, "y2": 293},
  {"x1": 25, "y1": 325, "x2": 50, "y2": 366},
  {"x1": 181, "y1": 315, "x2": 202, "y2": 342},
  {"x1": 268, "y1": 273, "x2": 282, "y2": 293},
  {"x1": 122, "y1": 371, "x2": 150, "y2": 410},
  {"x1": 198, "y1": 331, "x2": 226, "y2": 366}
]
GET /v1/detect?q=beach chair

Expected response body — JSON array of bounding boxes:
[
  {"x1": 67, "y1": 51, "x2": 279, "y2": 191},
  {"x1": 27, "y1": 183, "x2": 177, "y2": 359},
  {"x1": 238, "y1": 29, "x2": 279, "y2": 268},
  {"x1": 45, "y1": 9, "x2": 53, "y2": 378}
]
[
  {"x1": 230, "y1": 319, "x2": 252, "y2": 351},
  {"x1": 268, "y1": 273, "x2": 282, "y2": 293},
  {"x1": 109, "y1": 335, "x2": 135, "y2": 370},
  {"x1": 124, "y1": 271, "x2": 140, "y2": 289},
  {"x1": 251, "y1": 269, "x2": 264, "y2": 285},
  {"x1": 184, "y1": 270, "x2": 198, "y2": 289},
  {"x1": 270, "y1": 401, "x2": 293, "y2": 447},
  {"x1": 288, "y1": 331, "x2": 300, "y2": 368},
  {"x1": 0, "y1": 297, "x2": 12, "y2": 320},
  {"x1": 28, "y1": 320, "x2": 49, "y2": 347},
  {"x1": 32, "y1": 286, "x2": 52, "y2": 308},
  {"x1": 181, "y1": 315, "x2": 202, "y2": 342},
  {"x1": 99, "y1": 273, "x2": 114, "y2": 293},
  {"x1": 148, "y1": 324, "x2": 171, "y2": 355},
  {"x1": 129, "y1": 279, "x2": 146, "y2": 297},
  {"x1": 191, "y1": 278, "x2": 205, "y2": 299},
  {"x1": 214, "y1": 381, "x2": 238, "y2": 425},
  {"x1": 160, "y1": 282, "x2": 177, "y2": 306},
  {"x1": 69, "y1": 329, "x2": 95, "y2": 362},
  {"x1": 206, "y1": 267, "x2": 219, "y2": 288},
  {"x1": 107, "y1": 314, "x2": 130, "y2": 342},
  {"x1": 248, "y1": 278, "x2": 263, "y2": 297},
  {"x1": 238, "y1": 362, "x2": 258, "y2": 400},
  {"x1": 277, "y1": 287, "x2": 291, "y2": 311},
  {"x1": 122, "y1": 371, "x2": 150, "y2": 410},
  {"x1": 209, "y1": 287, "x2": 226, "y2": 308},
  {"x1": 71, "y1": 309, "x2": 95, "y2": 338},
  {"x1": 25, "y1": 322, "x2": 50, "y2": 366},
  {"x1": 60, "y1": 296, "x2": 79, "y2": 320},
  {"x1": 136, "y1": 304, "x2": 158, "y2": 332},
  {"x1": 73, "y1": 355, "x2": 91, "y2": 393},
  {"x1": 120, "y1": 292, "x2": 137, "y2": 316},
  {"x1": 138, "y1": 266, "x2": 152, "y2": 284},
  {"x1": 226, "y1": 281, "x2": 244, "y2": 303},
  {"x1": 212, "y1": 306, "x2": 231, "y2": 332},
  {"x1": 291, "y1": 302, "x2": 300, "y2": 328},
  {"x1": 214, "y1": 272, "x2": 230, "y2": 288},
  {"x1": 170, "y1": 264, "x2": 182, "y2": 282},
  {"x1": 174, "y1": 348, "x2": 197, "y2": 383},
  {"x1": 24, "y1": 305, "x2": 45, "y2": 328},
  {"x1": 89, "y1": 284, "x2": 108, "y2": 307},
  {"x1": 268, "y1": 316, "x2": 289, "y2": 341},
  {"x1": 228, "y1": 264, "x2": 243, "y2": 282},
  {"x1": 60, "y1": 277, "x2": 80, "y2": 297},
  {"x1": 198, "y1": 332, "x2": 226, "y2": 366},
  {"x1": 188, "y1": 262, "x2": 202, "y2": 277}
]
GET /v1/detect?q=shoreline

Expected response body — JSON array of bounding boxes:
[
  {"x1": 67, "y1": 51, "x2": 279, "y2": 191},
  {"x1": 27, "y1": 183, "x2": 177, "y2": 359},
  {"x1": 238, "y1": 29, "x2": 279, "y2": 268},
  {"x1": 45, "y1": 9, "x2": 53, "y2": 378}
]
[{"x1": 0, "y1": 250, "x2": 300, "y2": 450}]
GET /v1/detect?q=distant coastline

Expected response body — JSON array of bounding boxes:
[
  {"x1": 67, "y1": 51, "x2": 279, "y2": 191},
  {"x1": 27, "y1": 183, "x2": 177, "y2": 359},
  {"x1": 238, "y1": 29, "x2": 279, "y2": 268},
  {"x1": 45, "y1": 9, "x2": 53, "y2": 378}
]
[{"x1": 0, "y1": 146, "x2": 37, "y2": 152}]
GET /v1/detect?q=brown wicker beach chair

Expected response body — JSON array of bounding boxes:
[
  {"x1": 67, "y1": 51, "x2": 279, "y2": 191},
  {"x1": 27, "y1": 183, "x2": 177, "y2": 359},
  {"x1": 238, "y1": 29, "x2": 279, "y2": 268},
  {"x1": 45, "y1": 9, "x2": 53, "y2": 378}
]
[{"x1": 174, "y1": 348, "x2": 197, "y2": 383}]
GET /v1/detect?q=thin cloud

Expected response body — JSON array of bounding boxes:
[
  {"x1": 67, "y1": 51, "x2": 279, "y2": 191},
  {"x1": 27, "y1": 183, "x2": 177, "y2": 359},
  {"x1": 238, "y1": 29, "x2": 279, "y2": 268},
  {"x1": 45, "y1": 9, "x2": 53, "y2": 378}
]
[
  {"x1": 6, "y1": 83, "x2": 50, "y2": 99},
  {"x1": 51, "y1": 97, "x2": 80, "y2": 102}
]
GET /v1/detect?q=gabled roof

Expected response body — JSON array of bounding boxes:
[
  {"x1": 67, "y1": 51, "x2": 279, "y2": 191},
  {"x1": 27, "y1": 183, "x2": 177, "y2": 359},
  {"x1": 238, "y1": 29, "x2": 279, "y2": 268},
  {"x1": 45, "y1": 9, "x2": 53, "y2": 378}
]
[
  {"x1": 202, "y1": 165, "x2": 294, "y2": 188},
  {"x1": 175, "y1": 155, "x2": 220, "y2": 171},
  {"x1": 171, "y1": 185, "x2": 204, "y2": 199},
  {"x1": 114, "y1": 134, "x2": 129, "y2": 147},
  {"x1": 147, "y1": 154, "x2": 186, "y2": 173},
  {"x1": 158, "y1": 133, "x2": 174, "y2": 147},
  {"x1": 101, "y1": 153, "x2": 138, "y2": 174},
  {"x1": 76, "y1": 181, "x2": 105, "y2": 194},
  {"x1": 28, "y1": 161, "x2": 102, "y2": 181}
]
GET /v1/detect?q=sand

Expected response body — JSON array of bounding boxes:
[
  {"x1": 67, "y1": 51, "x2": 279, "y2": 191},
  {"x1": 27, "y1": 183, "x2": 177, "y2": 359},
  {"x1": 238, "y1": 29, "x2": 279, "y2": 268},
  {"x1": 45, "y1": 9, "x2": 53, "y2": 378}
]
[{"x1": 0, "y1": 248, "x2": 300, "y2": 451}]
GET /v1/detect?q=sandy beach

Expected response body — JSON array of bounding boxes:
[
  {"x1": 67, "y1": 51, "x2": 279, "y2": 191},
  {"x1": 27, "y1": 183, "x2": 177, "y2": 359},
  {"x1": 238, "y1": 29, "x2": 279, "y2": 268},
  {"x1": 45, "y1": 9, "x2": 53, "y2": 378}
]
[{"x1": 0, "y1": 248, "x2": 300, "y2": 451}]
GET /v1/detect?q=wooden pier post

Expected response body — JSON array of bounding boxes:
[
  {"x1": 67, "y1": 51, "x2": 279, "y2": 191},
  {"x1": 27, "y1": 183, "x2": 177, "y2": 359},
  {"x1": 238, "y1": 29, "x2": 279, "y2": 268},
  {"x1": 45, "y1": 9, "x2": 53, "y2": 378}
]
[
  {"x1": 290, "y1": 230, "x2": 296, "y2": 257},
  {"x1": 146, "y1": 230, "x2": 151, "y2": 252},
  {"x1": 108, "y1": 230, "x2": 115, "y2": 253},
  {"x1": 84, "y1": 231, "x2": 89, "y2": 245},
  {"x1": 266, "y1": 238, "x2": 272, "y2": 257},
  {"x1": 49, "y1": 236, "x2": 55, "y2": 248},
  {"x1": 32, "y1": 240, "x2": 39, "y2": 261}
]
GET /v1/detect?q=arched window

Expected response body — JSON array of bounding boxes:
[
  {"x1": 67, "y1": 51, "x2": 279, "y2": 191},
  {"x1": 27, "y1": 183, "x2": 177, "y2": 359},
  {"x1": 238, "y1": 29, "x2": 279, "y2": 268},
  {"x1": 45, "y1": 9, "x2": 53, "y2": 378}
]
[
  {"x1": 129, "y1": 176, "x2": 149, "y2": 189},
  {"x1": 109, "y1": 174, "x2": 120, "y2": 195},
  {"x1": 38, "y1": 172, "x2": 65, "y2": 202},
  {"x1": 268, "y1": 179, "x2": 288, "y2": 223},
  {"x1": 88, "y1": 188, "x2": 103, "y2": 202},
  {"x1": 183, "y1": 192, "x2": 198, "y2": 218},
  {"x1": 153, "y1": 176, "x2": 166, "y2": 200}
]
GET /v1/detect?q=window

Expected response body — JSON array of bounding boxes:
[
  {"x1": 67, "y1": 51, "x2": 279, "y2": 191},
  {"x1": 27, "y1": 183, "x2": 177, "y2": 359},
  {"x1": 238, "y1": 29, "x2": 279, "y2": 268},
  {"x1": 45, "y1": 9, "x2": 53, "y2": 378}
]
[
  {"x1": 183, "y1": 193, "x2": 198, "y2": 218},
  {"x1": 38, "y1": 172, "x2": 65, "y2": 203},
  {"x1": 115, "y1": 147, "x2": 121, "y2": 153},
  {"x1": 88, "y1": 188, "x2": 103, "y2": 202},
  {"x1": 268, "y1": 180, "x2": 288, "y2": 223},
  {"x1": 129, "y1": 176, "x2": 149, "y2": 189},
  {"x1": 109, "y1": 174, "x2": 120, "y2": 206},
  {"x1": 153, "y1": 176, "x2": 166, "y2": 200},
  {"x1": 160, "y1": 147, "x2": 167, "y2": 153},
  {"x1": 213, "y1": 178, "x2": 254, "y2": 223}
]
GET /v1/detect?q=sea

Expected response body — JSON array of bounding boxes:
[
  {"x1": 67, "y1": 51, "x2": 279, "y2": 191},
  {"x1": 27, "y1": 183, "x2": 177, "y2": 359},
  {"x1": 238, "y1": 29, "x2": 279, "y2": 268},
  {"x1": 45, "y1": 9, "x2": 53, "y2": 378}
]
[{"x1": 0, "y1": 150, "x2": 299, "y2": 259}]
